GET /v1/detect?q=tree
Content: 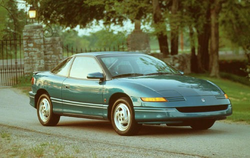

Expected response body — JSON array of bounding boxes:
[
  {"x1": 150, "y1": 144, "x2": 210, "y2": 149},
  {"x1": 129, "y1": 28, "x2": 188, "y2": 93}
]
[
  {"x1": 26, "y1": 0, "x2": 126, "y2": 28},
  {"x1": 182, "y1": 1, "x2": 211, "y2": 73},
  {"x1": 170, "y1": 0, "x2": 180, "y2": 55},
  {"x1": 221, "y1": 0, "x2": 250, "y2": 62},
  {"x1": 27, "y1": 0, "x2": 171, "y2": 55},
  {"x1": 152, "y1": 0, "x2": 170, "y2": 56},
  {"x1": 0, "y1": 3, "x2": 8, "y2": 40},
  {"x1": 60, "y1": 29, "x2": 90, "y2": 49},
  {"x1": 209, "y1": 0, "x2": 224, "y2": 77},
  {"x1": 0, "y1": 0, "x2": 26, "y2": 39},
  {"x1": 26, "y1": 0, "x2": 250, "y2": 78}
]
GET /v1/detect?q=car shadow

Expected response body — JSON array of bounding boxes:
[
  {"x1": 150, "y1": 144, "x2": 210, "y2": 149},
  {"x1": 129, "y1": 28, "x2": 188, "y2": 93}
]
[
  {"x1": 137, "y1": 125, "x2": 224, "y2": 136},
  {"x1": 57, "y1": 118, "x2": 226, "y2": 136},
  {"x1": 57, "y1": 119, "x2": 114, "y2": 133}
]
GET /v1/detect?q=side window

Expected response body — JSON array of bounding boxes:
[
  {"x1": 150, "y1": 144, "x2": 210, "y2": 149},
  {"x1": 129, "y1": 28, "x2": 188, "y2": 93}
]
[
  {"x1": 51, "y1": 57, "x2": 73, "y2": 76},
  {"x1": 69, "y1": 56, "x2": 102, "y2": 79}
]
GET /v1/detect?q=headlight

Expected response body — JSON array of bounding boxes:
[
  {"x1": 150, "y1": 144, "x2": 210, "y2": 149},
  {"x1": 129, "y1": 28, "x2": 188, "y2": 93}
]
[{"x1": 141, "y1": 97, "x2": 168, "y2": 102}]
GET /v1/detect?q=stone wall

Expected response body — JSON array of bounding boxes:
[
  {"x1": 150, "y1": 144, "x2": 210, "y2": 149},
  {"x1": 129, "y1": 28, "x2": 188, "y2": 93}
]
[
  {"x1": 23, "y1": 24, "x2": 45, "y2": 74},
  {"x1": 23, "y1": 24, "x2": 63, "y2": 75},
  {"x1": 44, "y1": 37, "x2": 63, "y2": 70}
]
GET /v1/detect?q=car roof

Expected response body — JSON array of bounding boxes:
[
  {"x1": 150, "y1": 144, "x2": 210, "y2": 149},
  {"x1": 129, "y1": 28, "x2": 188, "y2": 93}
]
[{"x1": 74, "y1": 51, "x2": 145, "y2": 57}]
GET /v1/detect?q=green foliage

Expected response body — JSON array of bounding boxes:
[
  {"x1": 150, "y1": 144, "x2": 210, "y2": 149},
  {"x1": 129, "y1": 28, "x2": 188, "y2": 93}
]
[
  {"x1": 181, "y1": 0, "x2": 210, "y2": 33},
  {"x1": 61, "y1": 30, "x2": 90, "y2": 49},
  {"x1": 82, "y1": 29, "x2": 127, "y2": 48},
  {"x1": 220, "y1": 0, "x2": 250, "y2": 58},
  {"x1": 27, "y1": 0, "x2": 126, "y2": 28},
  {"x1": 0, "y1": 3, "x2": 8, "y2": 39},
  {"x1": 0, "y1": 0, "x2": 27, "y2": 39},
  {"x1": 24, "y1": 0, "x2": 250, "y2": 70},
  {"x1": 15, "y1": 74, "x2": 32, "y2": 86},
  {"x1": 59, "y1": 28, "x2": 126, "y2": 50},
  {"x1": 13, "y1": 74, "x2": 32, "y2": 95}
]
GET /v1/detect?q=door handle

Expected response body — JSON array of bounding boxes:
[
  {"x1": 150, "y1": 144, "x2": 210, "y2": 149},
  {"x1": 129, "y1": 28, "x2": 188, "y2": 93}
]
[{"x1": 65, "y1": 85, "x2": 70, "y2": 89}]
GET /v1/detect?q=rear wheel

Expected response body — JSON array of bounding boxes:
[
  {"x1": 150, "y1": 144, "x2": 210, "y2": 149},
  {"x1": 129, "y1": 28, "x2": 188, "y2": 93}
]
[
  {"x1": 111, "y1": 97, "x2": 140, "y2": 136},
  {"x1": 37, "y1": 94, "x2": 60, "y2": 126},
  {"x1": 190, "y1": 119, "x2": 215, "y2": 130}
]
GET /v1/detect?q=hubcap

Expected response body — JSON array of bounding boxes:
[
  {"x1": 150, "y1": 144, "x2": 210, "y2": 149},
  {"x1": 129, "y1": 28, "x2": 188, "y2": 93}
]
[
  {"x1": 114, "y1": 103, "x2": 130, "y2": 131},
  {"x1": 39, "y1": 98, "x2": 50, "y2": 123}
]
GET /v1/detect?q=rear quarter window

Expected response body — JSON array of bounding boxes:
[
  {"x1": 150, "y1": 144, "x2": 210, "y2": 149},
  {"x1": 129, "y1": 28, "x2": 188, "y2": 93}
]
[{"x1": 51, "y1": 57, "x2": 73, "y2": 76}]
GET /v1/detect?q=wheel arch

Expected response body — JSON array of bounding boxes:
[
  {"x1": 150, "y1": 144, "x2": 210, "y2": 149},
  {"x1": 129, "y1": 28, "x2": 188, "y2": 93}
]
[
  {"x1": 35, "y1": 89, "x2": 50, "y2": 108},
  {"x1": 107, "y1": 92, "x2": 132, "y2": 121}
]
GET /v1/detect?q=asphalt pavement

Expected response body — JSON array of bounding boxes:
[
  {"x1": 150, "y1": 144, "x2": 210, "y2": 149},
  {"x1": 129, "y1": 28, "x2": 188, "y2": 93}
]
[{"x1": 0, "y1": 87, "x2": 250, "y2": 158}]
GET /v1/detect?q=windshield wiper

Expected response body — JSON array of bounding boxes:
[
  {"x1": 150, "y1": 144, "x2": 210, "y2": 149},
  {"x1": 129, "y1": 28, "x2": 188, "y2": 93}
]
[
  {"x1": 146, "y1": 72, "x2": 171, "y2": 76},
  {"x1": 113, "y1": 73, "x2": 144, "y2": 78}
]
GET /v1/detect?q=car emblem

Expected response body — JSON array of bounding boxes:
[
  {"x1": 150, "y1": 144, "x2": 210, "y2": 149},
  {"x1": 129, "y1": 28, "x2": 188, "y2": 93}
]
[{"x1": 201, "y1": 98, "x2": 206, "y2": 102}]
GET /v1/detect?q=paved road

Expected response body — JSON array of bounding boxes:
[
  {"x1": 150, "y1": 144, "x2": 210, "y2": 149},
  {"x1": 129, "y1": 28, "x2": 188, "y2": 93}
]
[{"x1": 0, "y1": 87, "x2": 250, "y2": 158}]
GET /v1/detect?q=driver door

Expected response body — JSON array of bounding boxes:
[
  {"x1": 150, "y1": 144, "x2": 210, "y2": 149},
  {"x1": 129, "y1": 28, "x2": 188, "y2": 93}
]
[{"x1": 61, "y1": 56, "x2": 105, "y2": 117}]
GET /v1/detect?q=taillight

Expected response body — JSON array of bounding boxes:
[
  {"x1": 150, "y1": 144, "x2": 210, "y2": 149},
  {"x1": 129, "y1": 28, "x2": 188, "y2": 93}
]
[{"x1": 31, "y1": 77, "x2": 35, "y2": 85}]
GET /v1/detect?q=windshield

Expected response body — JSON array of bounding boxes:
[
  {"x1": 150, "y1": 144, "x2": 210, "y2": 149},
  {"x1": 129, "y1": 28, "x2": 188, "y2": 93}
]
[{"x1": 100, "y1": 54, "x2": 180, "y2": 78}]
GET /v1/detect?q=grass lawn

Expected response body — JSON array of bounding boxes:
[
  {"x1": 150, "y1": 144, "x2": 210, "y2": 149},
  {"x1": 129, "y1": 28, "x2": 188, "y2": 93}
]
[{"x1": 189, "y1": 74, "x2": 250, "y2": 124}]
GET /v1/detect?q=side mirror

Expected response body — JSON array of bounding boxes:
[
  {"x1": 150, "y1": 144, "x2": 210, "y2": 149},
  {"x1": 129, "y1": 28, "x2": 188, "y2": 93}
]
[
  {"x1": 87, "y1": 72, "x2": 104, "y2": 80},
  {"x1": 179, "y1": 71, "x2": 184, "y2": 75}
]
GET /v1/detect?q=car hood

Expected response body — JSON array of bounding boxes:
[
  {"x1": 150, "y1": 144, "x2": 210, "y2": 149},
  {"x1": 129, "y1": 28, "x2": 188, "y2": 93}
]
[{"x1": 117, "y1": 75, "x2": 223, "y2": 97}]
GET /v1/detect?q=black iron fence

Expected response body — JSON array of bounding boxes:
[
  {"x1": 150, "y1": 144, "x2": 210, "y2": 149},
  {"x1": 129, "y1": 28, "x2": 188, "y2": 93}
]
[
  {"x1": 0, "y1": 37, "x2": 24, "y2": 86},
  {"x1": 63, "y1": 43, "x2": 127, "y2": 57}
]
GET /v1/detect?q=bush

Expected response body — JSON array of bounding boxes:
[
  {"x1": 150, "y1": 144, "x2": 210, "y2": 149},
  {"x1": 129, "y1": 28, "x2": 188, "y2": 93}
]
[
  {"x1": 219, "y1": 60, "x2": 248, "y2": 77},
  {"x1": 13, "y1": 74, "x2": 32, "y2": 87}
]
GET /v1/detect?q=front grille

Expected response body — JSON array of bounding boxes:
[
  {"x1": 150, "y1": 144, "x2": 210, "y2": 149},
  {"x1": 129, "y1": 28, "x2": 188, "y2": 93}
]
[{"x1": 176, "y1": 105, "x2": 228, "y2": 113}]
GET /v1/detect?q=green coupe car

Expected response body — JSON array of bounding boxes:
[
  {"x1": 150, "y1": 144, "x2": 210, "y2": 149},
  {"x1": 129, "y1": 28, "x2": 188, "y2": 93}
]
[{"x1": 29, "y1": 52, "x2": 232, "y2": 135}]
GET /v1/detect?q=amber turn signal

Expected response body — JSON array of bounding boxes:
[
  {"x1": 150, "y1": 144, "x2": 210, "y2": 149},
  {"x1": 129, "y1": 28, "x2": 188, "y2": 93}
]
[
  {"x1": 224, "y1": 94, "x2": 229, "y2": 99},
  {"x1": 141, "y1": 97, "x2": 168, "y2": 102}
]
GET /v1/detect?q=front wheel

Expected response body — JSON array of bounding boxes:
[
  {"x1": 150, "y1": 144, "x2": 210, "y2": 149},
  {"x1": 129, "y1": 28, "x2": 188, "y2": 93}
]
[
  {"x1": 190, "y1": 119, "x2": 215, "y2": 130},
  {"x1": 37, "y1": 94, "x2": 60, "y2": 126},
  {"x1": 111, "y1": 97, "x2": 140, "y2": 136}
]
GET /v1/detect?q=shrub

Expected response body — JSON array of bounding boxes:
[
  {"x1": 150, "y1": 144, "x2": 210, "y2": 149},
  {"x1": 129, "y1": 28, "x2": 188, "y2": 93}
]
[{"x1": 219, "y1": 60, "x2": 248, "y2": 77}]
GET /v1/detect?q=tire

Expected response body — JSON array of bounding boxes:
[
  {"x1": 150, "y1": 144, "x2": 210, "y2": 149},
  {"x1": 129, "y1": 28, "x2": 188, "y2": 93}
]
[
  {"x1": 111, "y1": 97, "x2": 140, "y2": 136},
  {"x1": 37, "y1": 94, "x2": 60, "y2": 126},
  {"x1": 190, "y1": 119, "x2": 215, "y2": 130}
]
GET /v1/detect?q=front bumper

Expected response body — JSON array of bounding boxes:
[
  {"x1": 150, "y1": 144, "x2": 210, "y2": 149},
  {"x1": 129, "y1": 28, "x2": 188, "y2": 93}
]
[
  {"x1": 134, "y1": 104, "x2": 232, "y2": 124},
  {"x1": 29, "y1": 91, "x2": 36, "y2": 108}
]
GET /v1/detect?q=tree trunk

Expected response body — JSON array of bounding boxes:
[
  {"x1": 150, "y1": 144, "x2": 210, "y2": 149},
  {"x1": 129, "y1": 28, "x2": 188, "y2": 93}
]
[
  {"x1": 243, "y1": 46, "x2": 250, "y2": 63},
  {"x1": 170, "y1": 0, "x2": 179, "y2": 55},
  {"x1": 152, "y1": 0, "x2": 169, "y2": 56},
  {"x1": 209, "y1": 0, "x2": 222, "y2": 77},
  {"x1": 196, "y1": 4, "x2": 211, "y2": 73},
  {"x1": 189, "y1": 26, "x2": 198, "y2": 73}
]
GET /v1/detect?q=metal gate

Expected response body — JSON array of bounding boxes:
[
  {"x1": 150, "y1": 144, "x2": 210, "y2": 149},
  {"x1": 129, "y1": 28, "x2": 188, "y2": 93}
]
[{"x1": 0, "y1": 38, "x2": 24, "y2": 86}]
